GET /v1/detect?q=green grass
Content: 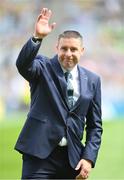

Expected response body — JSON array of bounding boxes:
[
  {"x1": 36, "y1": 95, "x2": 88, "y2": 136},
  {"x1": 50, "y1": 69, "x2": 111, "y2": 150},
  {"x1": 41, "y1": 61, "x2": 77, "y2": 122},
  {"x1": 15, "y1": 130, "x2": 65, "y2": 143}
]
[
  {"x1": 90, "y1": 120, "x2": 124, "y2": 180},
  {"x1": 0, "y1": 112, "x2": 26, "y2": 179},
  {"x1": 0, "y1": 113, "x2": 124, "y2": 179}
]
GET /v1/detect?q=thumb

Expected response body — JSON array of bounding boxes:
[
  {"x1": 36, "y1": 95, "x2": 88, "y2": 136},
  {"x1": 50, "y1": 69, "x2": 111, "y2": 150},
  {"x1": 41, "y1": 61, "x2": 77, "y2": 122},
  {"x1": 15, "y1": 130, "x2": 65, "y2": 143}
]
[
  {"x1": 50, "y1": 22, "x2": 56, "y2": 30},
  {"x1": 75, "y1": 161, "x2": 82, "y2": 170}
]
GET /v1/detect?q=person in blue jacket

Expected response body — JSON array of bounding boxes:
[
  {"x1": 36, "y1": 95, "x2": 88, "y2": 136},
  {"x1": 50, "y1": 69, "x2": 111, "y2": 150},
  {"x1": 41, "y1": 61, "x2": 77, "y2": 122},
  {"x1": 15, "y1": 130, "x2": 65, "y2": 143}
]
[{"x1": 15, "y1": 8, "x2": 103, "y2": 180}]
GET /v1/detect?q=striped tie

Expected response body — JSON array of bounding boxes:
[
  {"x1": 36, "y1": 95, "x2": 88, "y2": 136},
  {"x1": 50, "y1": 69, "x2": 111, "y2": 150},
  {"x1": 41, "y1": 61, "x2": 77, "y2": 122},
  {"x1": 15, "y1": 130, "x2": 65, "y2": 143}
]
[{"x1": 64, "y1": 72, "x2": 74, "y2": 109}]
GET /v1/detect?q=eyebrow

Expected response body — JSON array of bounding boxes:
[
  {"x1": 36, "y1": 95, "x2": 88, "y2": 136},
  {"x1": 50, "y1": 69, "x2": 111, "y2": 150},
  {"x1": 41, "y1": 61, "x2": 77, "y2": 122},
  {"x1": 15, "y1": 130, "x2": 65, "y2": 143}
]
[{"x1": 60, "y1": 46, "x2": 78, "y2": 49}]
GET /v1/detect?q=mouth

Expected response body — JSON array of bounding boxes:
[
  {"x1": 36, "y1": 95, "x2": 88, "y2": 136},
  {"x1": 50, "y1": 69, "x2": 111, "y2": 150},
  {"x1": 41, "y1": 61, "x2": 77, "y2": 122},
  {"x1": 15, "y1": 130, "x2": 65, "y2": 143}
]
[
  {"x1": 64, "y1": 58, "x2": 73, "y2": 62},
  {"x1": 65, "y1": 60, "x2": 73, "y2": 65}
]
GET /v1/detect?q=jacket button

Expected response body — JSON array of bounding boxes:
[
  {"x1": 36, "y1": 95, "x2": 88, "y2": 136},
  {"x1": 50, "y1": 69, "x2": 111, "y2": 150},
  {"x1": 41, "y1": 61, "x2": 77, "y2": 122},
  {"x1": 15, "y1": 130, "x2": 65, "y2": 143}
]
[{"x1": 69, "y1": 111, "x2": 73, "y2": 115}]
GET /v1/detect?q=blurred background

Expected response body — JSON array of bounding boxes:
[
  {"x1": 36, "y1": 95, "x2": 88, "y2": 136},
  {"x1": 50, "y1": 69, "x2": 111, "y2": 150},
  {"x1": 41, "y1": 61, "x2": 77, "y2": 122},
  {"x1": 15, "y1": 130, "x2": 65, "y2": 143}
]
[{"x1": 0, "y1": 0, "x2": 124, "y2": 179}]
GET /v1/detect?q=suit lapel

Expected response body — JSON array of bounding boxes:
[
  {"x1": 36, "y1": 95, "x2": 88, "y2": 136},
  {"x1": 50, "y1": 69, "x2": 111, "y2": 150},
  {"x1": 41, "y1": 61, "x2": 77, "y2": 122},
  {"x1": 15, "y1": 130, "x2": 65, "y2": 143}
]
[
  {"x1": 78, "y1": 66, "x2": 88, "y2": 98},
  {"x1": 50, "y1": 55, "x2": 68, "y2": 106},
  {"x1": 72, "y1": 66, "x2": 88, "y2": 109}
]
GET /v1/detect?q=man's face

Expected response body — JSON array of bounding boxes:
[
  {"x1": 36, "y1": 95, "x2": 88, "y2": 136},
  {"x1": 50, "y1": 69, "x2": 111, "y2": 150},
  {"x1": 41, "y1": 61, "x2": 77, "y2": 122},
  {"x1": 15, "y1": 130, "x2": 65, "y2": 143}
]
[{"x1": 56, "y1": 37, "x2": 84, "y2": 70}]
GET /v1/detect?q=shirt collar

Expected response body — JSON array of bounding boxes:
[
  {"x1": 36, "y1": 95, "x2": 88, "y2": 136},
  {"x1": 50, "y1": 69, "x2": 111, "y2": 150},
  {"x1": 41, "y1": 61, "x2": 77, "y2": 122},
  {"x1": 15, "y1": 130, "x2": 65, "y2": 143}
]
[
  {"x1": 70, "y1": 65, "x2": 78, "y2": 78},
  {"x1": 62, "y1": 65, "x2": 78, "y2": 79},
  {"x1": 58, "y1": 60, "x2": 78, "y2": 74}
]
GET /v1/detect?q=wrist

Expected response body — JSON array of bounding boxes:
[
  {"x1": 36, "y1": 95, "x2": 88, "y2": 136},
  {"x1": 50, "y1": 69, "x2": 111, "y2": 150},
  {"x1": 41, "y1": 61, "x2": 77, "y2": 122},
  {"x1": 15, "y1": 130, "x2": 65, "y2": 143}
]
[
  {"x1": 32, "y1": 36, "x2": 42, "y2": 43},
  {"x1": 33, "y1": 32, "x2": 44, "y2": 39}
]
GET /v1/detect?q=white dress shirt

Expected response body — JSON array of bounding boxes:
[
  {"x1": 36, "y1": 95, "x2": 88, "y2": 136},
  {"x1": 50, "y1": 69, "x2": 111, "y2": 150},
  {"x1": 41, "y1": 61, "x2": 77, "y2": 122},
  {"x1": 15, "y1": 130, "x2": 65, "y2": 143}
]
[{"x1": 58, "y1": 65, "x2": 80, "y2": 146}]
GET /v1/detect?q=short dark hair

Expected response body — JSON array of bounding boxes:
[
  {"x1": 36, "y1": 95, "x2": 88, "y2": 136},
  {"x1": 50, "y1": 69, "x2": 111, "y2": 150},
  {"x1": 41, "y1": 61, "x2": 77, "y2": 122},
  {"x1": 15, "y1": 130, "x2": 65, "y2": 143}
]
[{"x1": 58, "y1": 30, "x2": 83, "y2": 41}]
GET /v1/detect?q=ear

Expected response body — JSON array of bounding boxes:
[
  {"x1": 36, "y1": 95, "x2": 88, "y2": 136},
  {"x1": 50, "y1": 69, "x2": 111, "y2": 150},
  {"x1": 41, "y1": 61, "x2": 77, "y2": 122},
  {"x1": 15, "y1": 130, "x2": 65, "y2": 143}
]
[
  {"x1": 55, "y1": 43, "x2": 59, "y2": 53},
  {"x1": 81, "y1": 47, "x2": 85, "y2": 55},
  {"x1": 54, "y1": 43, "x2": 58, "y2": 53}
]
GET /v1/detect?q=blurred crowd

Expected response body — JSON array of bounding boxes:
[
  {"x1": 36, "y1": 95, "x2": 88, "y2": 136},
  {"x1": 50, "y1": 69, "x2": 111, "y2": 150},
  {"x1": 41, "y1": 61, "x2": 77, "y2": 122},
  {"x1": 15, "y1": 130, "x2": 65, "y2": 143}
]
[{"x1": 0, "y1": 0, "x2": 124, "y2": 120}]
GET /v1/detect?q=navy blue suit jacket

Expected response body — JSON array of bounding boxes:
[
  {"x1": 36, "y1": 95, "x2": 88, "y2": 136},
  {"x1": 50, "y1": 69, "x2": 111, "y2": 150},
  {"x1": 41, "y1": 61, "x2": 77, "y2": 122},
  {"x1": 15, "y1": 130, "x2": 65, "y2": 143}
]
[{"x1": 15, "y1": 38, "x2": 103, "y2": 168}]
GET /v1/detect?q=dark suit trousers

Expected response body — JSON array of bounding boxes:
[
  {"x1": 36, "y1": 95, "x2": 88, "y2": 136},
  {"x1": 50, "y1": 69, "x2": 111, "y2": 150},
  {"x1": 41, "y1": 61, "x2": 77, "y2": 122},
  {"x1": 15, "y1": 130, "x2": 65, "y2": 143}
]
[{"x1": 21, "y1": 146, "x2": 79, "y2": 179}]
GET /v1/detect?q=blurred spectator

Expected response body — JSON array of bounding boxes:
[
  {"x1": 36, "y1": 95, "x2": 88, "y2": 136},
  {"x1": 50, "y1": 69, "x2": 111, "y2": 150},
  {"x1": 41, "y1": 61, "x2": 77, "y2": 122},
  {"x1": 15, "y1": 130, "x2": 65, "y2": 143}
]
[{"x1": 0, "y1": 0, "x2": 124, "y2": 120}]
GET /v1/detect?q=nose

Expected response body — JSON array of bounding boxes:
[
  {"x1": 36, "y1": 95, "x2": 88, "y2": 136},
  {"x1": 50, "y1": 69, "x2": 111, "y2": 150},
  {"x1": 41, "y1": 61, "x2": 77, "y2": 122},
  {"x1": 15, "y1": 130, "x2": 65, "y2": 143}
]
[{"x1": 65, "y1": 49, "x2": 72, "y2": 57}]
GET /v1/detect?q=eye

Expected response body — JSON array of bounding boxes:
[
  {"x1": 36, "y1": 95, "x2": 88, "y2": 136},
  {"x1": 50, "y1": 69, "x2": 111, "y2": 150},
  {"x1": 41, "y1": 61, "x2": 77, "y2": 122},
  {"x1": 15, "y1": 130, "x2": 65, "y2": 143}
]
[
  {"x1": 61, "y1": 47, "x2": 67, "y2": 51},
  {"x1": 70, "y1": 48, "x2": 77, "y2": 52}
]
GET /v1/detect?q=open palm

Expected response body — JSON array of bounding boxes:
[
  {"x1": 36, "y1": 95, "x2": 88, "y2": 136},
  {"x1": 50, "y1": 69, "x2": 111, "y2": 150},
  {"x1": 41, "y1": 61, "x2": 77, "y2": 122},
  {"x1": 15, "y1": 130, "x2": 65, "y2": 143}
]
[{"x1": 34, "y1": 8, "x2": 56, "y2": 38}]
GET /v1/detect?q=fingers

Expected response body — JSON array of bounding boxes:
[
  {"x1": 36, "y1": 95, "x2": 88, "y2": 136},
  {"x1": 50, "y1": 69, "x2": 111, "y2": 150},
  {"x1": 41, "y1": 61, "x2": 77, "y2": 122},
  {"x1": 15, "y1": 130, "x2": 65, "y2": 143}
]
[
  {"x1": 76, "y1": 169, "x2": 89, "y2": 179},
  {"x1": 75, "y1": 159, "x2": 91, "y2": 179},
  {"x1": 35, "y1": 7, "x2": 56, "y2": 35},
  {"x1": 40, "y1": 8, "x2": 56, "y2": 30},
  {"x1": 50, "y1": 22, "x2": 56, "y2": 30},
  {"x1": 40, "y1": 8, "x2": 52, "y2": 18},
  {"x1": 75, "y1": 161, "x2": 82, "y2": 170},
  {"x1": 36, "y1": 8, "x2": 53, "y2": 25},
  {"x1": 76, "y1": 171, "x2": 89, "y2": 180},
  {"x1": 75, "y1": 163, "x2": 88, "y2": 179},
  {"x1": 76, "y1": 175, "x2": 88, "y2": 180}
]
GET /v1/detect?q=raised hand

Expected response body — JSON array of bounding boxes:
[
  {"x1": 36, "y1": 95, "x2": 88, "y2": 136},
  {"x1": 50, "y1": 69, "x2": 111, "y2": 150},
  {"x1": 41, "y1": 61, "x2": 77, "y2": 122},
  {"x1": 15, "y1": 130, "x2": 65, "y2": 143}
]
[{"x1": 33, "y1": 8, "x2": 56, "y2": 39}]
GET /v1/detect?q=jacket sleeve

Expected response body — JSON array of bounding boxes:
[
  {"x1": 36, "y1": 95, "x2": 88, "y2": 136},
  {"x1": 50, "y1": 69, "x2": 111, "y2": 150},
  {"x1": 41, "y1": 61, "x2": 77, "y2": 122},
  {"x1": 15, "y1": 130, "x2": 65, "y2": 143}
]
[
  {"x1": 16, "y1": 38, "x2": 43, "y2": 82},
  {"x1": 82, "y1": 77, "x2": 103, "y2": 167}
]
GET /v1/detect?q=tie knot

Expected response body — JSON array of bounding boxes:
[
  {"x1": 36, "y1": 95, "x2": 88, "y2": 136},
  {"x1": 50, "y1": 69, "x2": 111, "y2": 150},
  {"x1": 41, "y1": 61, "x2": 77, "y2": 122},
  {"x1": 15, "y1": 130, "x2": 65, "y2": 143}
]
[{"x1": 64, "y1": 72, "x2": 72, "y2": 81}]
